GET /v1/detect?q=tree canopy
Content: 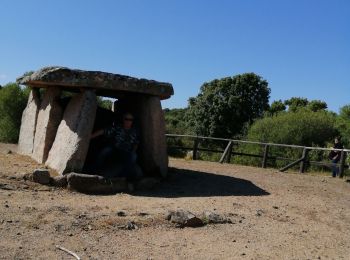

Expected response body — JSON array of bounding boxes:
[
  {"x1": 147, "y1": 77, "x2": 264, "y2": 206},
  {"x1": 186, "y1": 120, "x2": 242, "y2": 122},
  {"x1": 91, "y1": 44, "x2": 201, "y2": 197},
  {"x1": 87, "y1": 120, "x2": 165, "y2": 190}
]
[
  {"x1": 247, "y1": 109, "x2": 338, "y2": 147},
  {"x1": 336, "y1": 105, "x2": 350, "y2": 147},
  {"x1": 0, "y1": 83, "x2": 29, "y2": 143},
  {"x1": 186, "y1": 73, "x2": 270, "y2": 138}
]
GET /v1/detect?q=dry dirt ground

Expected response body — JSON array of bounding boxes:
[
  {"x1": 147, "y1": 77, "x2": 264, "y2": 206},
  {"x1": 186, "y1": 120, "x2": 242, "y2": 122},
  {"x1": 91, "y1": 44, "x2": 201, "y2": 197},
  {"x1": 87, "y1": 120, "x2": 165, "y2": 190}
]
[{"x1": 1, "y1": 143, "x2": 350, "y2": 260}]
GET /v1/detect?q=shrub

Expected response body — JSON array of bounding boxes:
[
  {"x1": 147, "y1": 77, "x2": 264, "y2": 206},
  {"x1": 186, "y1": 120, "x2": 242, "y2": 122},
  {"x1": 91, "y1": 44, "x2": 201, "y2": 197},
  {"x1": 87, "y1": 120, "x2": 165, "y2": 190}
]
[
  {"x1": 235, "y1": 109, "x2": 338, "y2": 169},
  {"x1": 0, "y1": 83, "x2": 29, "y2": 143}
]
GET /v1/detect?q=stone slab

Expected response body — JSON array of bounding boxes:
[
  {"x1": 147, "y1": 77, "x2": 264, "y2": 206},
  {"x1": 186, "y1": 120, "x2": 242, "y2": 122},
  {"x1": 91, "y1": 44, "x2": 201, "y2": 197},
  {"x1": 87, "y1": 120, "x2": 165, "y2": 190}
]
[
  {"x1": 18, "y1": 89, "x2": 40, "y2": 155},
  {"x1": 17, "y1": 66, "x2": 174, "y2": 100},
  {"x1": 136, "y1": 96, "x2": 168, "y2": 178},
  {"x1": 45, "y1": 90, "x2": 97, "y2": 174},
  {"x1": 32, "y1": 169, "x2": 51, "y2": 185},
  {"x1": 66, "y1": 173, "x2": 128, "y2": 194},
  {"x1": 32, "y1": 87, "x2": 63, "y2": 163}
]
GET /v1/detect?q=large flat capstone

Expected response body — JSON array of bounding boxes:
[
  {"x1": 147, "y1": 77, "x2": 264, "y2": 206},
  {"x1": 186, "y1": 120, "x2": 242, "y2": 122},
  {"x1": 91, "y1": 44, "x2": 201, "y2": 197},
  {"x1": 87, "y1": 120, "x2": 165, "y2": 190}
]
[{"x1": 17, "y1": 66, "x2": 174, "y2": 100}]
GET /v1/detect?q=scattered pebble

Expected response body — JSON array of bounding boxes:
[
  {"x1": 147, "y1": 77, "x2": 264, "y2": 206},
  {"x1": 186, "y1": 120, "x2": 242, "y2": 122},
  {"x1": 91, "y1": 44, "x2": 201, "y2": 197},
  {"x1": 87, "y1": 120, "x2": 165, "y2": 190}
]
[
  {"x1": 256, "y1": 209, "x2": 264, "y2": 216},
  {"x1": 116, "y1": 211, "x2": 127, "y2": 217}
]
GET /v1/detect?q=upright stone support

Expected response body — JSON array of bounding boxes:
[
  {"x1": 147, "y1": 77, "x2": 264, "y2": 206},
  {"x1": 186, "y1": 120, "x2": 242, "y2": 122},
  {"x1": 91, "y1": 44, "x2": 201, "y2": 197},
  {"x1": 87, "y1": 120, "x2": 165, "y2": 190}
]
[
  {"x1": 18, "y1": 88, "x2": 40, "y2": 155},
  {"x1": 136, "y1": 96, "x2": 168, "y2": 178},
  {"x1": 32, "y1": 87, "x2": 63, "y2": 163},
  {"x1": 46, "y1": 91, "x2": 97, "y2": 174}
]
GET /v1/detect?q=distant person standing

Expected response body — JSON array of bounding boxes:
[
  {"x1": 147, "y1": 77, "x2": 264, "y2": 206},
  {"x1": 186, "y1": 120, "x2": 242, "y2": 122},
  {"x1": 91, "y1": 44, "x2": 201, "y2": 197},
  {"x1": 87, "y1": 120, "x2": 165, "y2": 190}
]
[{"x1": 329, "y1": 137, "x2": 344, "y2": 177}]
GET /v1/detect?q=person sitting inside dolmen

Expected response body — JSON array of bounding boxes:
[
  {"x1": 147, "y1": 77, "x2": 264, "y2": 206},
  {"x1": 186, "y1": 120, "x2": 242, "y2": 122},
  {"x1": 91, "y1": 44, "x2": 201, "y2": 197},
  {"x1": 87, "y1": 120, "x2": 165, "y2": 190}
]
[{"x1": 90, "y1": 112, "x2": 142, "y2": 181}]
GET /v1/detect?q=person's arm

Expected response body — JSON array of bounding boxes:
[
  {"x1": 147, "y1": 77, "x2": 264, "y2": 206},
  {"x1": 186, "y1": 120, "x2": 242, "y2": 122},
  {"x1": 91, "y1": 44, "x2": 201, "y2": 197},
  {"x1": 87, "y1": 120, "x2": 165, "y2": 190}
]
[{"x1": 91, "y1": 129, "x2": 104, "y2": 139}]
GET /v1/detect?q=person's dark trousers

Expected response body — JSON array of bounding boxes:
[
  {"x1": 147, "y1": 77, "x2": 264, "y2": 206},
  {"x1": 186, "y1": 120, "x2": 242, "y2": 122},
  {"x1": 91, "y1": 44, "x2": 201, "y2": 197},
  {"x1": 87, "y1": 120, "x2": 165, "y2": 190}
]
[
  {"x1": 331, "y1": 159, "x2": 339, "y2": 177},
  {"x1": 114, "y1": 149, "x2": 140, "y2": 182},
  {"x1": 93, "y1": 144, "x2": 115, "y2": 173}
]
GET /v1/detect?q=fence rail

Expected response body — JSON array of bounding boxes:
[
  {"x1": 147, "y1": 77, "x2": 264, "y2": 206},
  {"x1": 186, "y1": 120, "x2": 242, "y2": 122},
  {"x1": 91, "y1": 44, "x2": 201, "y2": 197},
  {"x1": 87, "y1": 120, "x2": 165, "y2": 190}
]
[{"x1": 166, "y1": 134, "x2": 350, "y2": 177}]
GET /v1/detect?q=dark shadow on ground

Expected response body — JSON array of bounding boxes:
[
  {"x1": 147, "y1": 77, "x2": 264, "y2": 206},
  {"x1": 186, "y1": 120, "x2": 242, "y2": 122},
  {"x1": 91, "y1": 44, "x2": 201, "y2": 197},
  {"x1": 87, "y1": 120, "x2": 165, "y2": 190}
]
[{"x1": 135, "y1": 167, "x2": 270, "y2": 198}]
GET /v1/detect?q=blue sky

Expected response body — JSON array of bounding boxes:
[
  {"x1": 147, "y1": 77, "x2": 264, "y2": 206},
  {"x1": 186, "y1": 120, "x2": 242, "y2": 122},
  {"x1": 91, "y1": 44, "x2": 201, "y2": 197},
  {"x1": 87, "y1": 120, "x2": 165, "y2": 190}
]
[{"x1": 1, "y1": 0, "x2": 349, "y2": 113}]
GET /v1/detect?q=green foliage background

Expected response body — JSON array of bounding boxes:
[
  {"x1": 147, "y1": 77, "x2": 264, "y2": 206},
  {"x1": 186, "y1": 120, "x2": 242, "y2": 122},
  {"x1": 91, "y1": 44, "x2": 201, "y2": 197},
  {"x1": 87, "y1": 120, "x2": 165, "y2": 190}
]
[
  {"x1": 186, "y1": 73, "x2": 270, "y2": 138},
  {"x1": 0, "y1": 83, "x2": 29, "y2": 143}
]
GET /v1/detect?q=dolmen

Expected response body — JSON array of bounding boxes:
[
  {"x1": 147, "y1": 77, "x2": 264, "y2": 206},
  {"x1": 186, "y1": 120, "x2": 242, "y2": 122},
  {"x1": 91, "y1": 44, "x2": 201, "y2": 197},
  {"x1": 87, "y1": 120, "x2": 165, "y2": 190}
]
[{"x1": 16, "y1": 66, "x2": 174, "y2": 182}]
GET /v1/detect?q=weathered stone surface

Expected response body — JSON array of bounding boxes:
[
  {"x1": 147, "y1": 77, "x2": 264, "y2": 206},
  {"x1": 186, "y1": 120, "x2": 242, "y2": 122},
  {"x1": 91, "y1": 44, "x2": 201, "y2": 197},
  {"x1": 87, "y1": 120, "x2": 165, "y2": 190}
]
[
  {"x1": 166, "y1": 210, "x2": 204, "y2": 228},
  {"x1": 50, "y1": 175, "x2": 68, "y2": 187},
  {"x1": 18, "y1": 89, "x2": 40, "y2": 155},
  {"x1": 46, "y1": 91, "x2": 97, "y2": 174},
  {"x1": 32, "y1": 169, "x2": 50, "y2": 185},
  {"x1": 66, "y1": 173, "x2": 128, "y2": 194},
  {"x1": 32, "y1": 87, "x2": 63, "y2": 163},
  {"x1": 136, "y1": 96, "x2": 168, "y2": 178},
  {"x1": 201, "y1": 211, "x2": 228, "y2": 224},
  {"x1": 17, "y1": 66, "x2": 174, "y2": 100}
]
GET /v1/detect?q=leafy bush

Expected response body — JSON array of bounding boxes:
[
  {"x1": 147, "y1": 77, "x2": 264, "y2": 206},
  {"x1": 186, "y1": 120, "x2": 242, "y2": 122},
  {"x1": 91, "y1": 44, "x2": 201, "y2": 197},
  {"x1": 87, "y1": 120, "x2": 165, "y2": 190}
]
[
  {"x1": 0, "y1": 83, "x2": 29, "y2": 143},
  {"x1": 232, "y1": 109, "x2": 339, "y2": 169},
  {"x1": 247, "y1": 109, "x2": 337, "y2": 146},
  {"x1": 336, "y1": 105, "x2": 350, "y2": 147},
  {"x1": 164, "y1": 108, "x2": 189, "y2": 134}
]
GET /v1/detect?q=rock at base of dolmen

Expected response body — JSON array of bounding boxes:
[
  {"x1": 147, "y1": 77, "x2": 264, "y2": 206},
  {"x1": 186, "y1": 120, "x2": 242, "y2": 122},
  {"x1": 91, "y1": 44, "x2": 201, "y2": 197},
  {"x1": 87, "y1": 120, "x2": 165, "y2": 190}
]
[
  {"x1": 50, "y1": 175, "x2": 68, "y2": 187},
  {"x1": 67, "y1": 173, "x2": 128, "y2": 194},
  {"x1": 32, "y1": 87, "x2": 63, "y2": 163},
  {"x1": 45, "y1": 91, "x2": 97, "y2": 174},
  {"x1": 32, "y1": 169, "x2": 51, "y2": 185},
  {"x1": 18, "y1": 89, "x2": 40, "y2": 155}
]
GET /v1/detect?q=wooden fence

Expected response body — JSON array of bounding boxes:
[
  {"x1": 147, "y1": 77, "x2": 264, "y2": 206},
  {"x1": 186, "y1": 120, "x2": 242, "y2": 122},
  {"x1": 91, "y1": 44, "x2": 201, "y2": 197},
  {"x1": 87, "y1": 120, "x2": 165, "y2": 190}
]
[{"x1": 166, "y1": 134, "x2": 350, "y2": 177}]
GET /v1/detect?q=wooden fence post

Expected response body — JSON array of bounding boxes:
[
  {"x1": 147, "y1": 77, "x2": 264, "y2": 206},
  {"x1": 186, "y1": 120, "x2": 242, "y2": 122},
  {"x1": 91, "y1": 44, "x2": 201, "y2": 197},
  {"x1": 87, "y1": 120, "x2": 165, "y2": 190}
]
[
  {"x1": 192, "y1": 138, "x2": 199, "y2": 160},
  {"x1": 226, "y1": 142, "x2": 233, "y2": 163},
  {"x1": 219, "y1": 141, "x2": 233, "y2": 163},
  {"x1": 299, "y1": 148, "x2": 309, "y2": 173},
  {"x1": 339, "y1": 151, "x2": 346, "y2": 178},
  {"x1": 261, "y1": 144, "x2": 269, "y2": 168}
]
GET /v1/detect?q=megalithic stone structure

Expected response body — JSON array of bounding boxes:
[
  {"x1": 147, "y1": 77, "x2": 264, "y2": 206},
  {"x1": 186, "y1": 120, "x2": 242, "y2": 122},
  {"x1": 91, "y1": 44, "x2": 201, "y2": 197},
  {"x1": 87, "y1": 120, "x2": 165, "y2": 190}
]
[
  {"x1": 18, "y1": 88, "x2": 40, "y2": 155},
  {"x1": 32, "y1": 87, "x2": 63, "y2": 163},
  {"x1": 45, "y1": 90, "x2": 97, "y2": 174},
  {"x1": 17, "y1": 66, "x2": 174, "y2": 177},
  {"x1": 136, "y1": 96, "x2": 168, "y2": 178}
]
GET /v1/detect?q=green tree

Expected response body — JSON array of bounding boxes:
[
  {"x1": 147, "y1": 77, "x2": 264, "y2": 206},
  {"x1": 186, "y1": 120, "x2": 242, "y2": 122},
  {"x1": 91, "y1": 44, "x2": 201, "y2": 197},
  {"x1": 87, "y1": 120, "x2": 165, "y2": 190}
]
[
  {"x1": 269, "y1": 100, "x2": 286, "y2": 115},
  {"x1": 336, "y1": 104, "x2": 350, "y2": 147},
  {"x1": 186, "y1": 73, "x2": 270, "y2": 138},
  {"x1": 307, "y1": 100, "x2": 328, "y2": 112},
  {"x1": 164, "y1": 108, "x2": 188, "y2": 134},
  {"x1": 97, "y1": 97, "x2": 113, "y2": 110},
  {"x1": 284, "y1": 97, "x2": 309, "y2": 112},
  {"x1": 0, "y1": 83, "x2": 29, "y2": 143},
  {"x1": 247, "y1": 109, "x2": 337, "y2": 147}
]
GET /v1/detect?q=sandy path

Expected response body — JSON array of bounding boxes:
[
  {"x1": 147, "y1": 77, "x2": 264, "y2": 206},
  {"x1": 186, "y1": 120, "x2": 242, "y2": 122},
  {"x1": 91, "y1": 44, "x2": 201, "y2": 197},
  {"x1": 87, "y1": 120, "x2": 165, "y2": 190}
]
[{"x1": 0, "y1": 144, "x2": 349, "y2": 259}]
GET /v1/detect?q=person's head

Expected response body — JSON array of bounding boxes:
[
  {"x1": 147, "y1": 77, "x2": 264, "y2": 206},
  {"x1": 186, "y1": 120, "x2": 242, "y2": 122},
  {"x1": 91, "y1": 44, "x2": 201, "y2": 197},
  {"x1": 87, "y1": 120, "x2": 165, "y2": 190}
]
[
  {"x1": 335, "y1": 136, "x2": 341, "y2": 144},
  {"x1": 122, "y1": 112, "x2": 134, "y2": 129}
]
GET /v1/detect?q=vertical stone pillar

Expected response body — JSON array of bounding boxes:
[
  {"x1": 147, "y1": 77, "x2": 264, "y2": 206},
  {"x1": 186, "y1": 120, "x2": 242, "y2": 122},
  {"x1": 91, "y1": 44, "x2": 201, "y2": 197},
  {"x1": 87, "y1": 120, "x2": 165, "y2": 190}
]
[
  {"x1": 32, "y1": 87, "x2": 63, "y2": 163},
  {"x1": 136, "y1": 95, "x2": 168, "y2": 178},
  {"x1": 18, "y1": 88, "x2": 40, "y2": 155},
  {"x1": 46, "y1": 90, "x2": 97, "y2": 174}
]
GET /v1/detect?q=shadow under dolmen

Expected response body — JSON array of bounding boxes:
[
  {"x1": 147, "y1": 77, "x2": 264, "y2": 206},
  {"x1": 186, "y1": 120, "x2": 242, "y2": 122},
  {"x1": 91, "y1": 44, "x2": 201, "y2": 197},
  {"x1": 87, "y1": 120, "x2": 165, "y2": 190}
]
[{"x1": 135, "y1": 167, "x2": 270, "y2": 198}]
